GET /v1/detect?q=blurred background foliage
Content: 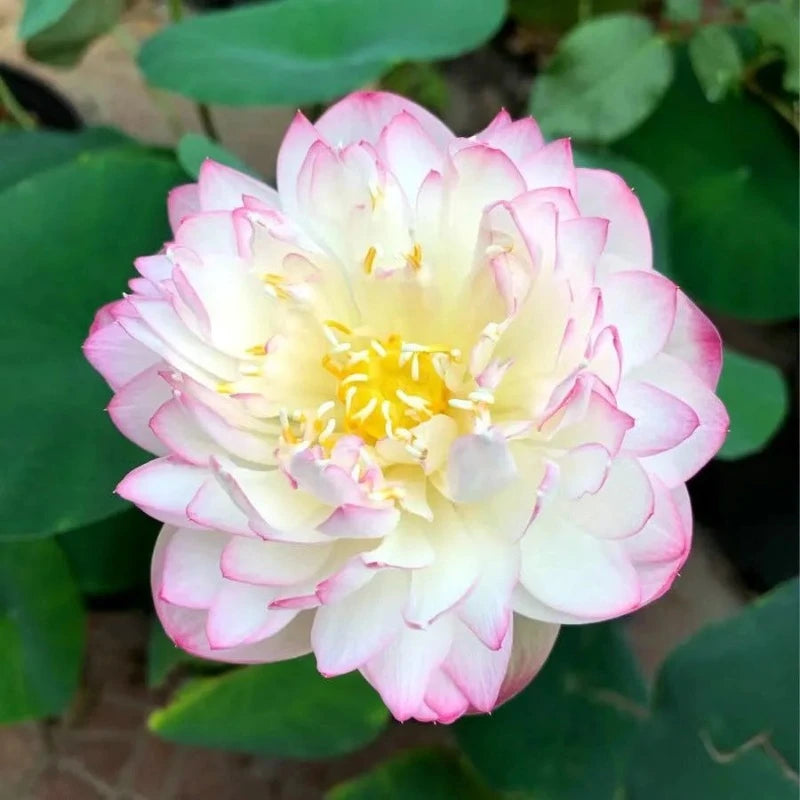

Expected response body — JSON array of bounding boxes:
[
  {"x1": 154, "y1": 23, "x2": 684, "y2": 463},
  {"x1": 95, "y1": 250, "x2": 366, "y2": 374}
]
[{"x1": 0, "y1": 0, "x2": 797, "y2": 797}]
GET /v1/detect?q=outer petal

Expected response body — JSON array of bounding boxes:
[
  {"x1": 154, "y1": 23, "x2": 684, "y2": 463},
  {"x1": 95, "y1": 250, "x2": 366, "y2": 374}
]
[
  {"x1": 600, "y1": 271, "x2": 677, "y2": 372},
  {"x1": 623, "y1": 476, "x2": 689, "y2": 564},
  {"x1": 663, "y1": 290, "x2": 723, "y2": 389},
  {"x1": 576, "y1": 168, "x2": 652, "y2": 274},
  {"x1": 443, "y1": 621, "x2": 513, "y2": 712},
  {"x1": 566, "y1": 457, "x2": 654, "y2": 539},
  {"x1": 519, "y1": 138, "x2": 576, "y2": 193},
  {"x1": 616, "y1": 380, "x2": 700, "y2": 456},
  {"x1": 423, "y1": 670, "x2": 470, "y2": 723},
  {"x1": 496, "y1": 615, "x2": 560, "y2": 706},
  {"x1": 455, "y1": 534, "x2": 519, "y2": 649},
  {"x1": 376, "y1": 111, "x2": 444, "y2": 204},
  {"x1": 476, "y1": 113, "x2": 545, "y2": 166},
  {"x1": 634, "y1": 354, "x2": 729, "y2": 486},
  {"x1": 205, "y1": 581, "x2": 289, "y2": 649},
  {"x1": 312, "y1": 569, "x2": 408, "y2": 676},
  {"x1": 159, "y1": 527, "x2": 226, "y2": 608},
  {"x1": 197, "y1": 160, "x2": 279, "y2": 212},
  {"x1": 361, "y1": 615, "x2": 454, "y2": 722},
  {"x1": 315, "y1": 90, "x2": 454, "y2": 151},
  {"x1": 83, "y1": 312, "x2": 161, "y2": 391},
  {"x1": 221, "y1": 536, "x2": 331, "y2": 585},
  {"x1": 186, "y1": 477, "x2": 253, "y2": 535},
  {"x1": 117, "y1": 457, "x2": 206, "y2": 528},
  {"x1": 153, "y1": 527, "x2": 314, "y2": 663},
  {"x1": 167, "y1": 184, "x2": 201, "y2": 233},
  {"x1": 107, "y1": 365, "x2": 171, "y2": 454},
  {"x1": 404, "y1": 502, "x2": 480, "y2": 628},
  {"x1": 519, "y1": 508, "x2": 641, "y2": 621}
]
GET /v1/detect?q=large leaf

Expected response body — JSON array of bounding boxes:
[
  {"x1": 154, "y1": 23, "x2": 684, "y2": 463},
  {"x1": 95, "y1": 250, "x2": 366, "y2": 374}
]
[
  {"x1": 327, "y1": 749, "x2": 498, "y2": 800},
  {"x1": 19, "y1": 0, "x2": 74, "y2": 39},
  {"x1": 59, "y1": 509, "x2": 160, "y2": 595},
  {"x1": 455, "y1": 623, "x2": 647, "y2": 799},
  {"x1": 0, "y1": 538, "x2": 85, "y2": 722},
  {"x1": 715, "y1": 349, "x2": 788, "y2": 460},
  {"x1": 177, "y1": 133, "x2": 257, "y2": 180},
  {"x1": 615, "y1": 46, "x2": 799, "y2": 320},
  {"x1": 0, "y1": 145, "x2": 185, "y2": 539},
  {"x1": 627, "y1": 579, "x2": 799, "y2": 798},
  {"x1": 149, "y1": 656, "x2": 389, "y2": 758},
  {"x1": 138, "y1": 0, "x2": 505, "y2": 106},
  {"x1": 689, "y1": 25, "x2": 744, "y2": 102},
  {"x1": 24, "y1": 0, "x2": 124, "y2": 66},
  {"x1": 0, "y1": 127, "x2": 128, "y2": 191},
  {"x1": 528, "y1": 13, "x2": 674, "y2": 144}
]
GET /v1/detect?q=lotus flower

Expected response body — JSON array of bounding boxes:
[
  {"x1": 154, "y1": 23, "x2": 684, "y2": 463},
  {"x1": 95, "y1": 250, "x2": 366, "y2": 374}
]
[{"x1": 84, "y1": 92, "x2": 727, "y2": 722}]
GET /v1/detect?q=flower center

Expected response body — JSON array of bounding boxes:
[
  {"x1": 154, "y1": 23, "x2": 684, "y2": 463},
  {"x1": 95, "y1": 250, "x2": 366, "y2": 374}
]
[{"x1": 322, "y1": 322, "x2": 454, "y2": 444}]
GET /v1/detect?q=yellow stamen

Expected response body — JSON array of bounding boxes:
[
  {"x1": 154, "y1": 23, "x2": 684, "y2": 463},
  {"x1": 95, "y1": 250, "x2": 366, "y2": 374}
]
[
  {"x1": 325, "y1": 319, "x2": 353, "y2": 335},
  {"x1": 363, "y1": 246, "x2": 377, "y2": 275},
  {"x1": 407, "y1": 242, "x2": 423, "y2": 271}
]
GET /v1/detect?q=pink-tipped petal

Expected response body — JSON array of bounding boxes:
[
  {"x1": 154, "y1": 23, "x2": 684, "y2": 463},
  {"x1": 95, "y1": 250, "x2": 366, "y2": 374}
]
[
  {"x1": 576, "y1": 168, "x2": 652, "y2": 274},
  {"x1": 152, "y1": 527, "x2": 315, "y2": 663},
  {"x1": 635, "y1": 354, "x2": 729, "y2": 487},
  {"x1": 623, "y1": 476, "x2": 689, "y2": 564},
  {"x1": 197, "y1": 160, "x2": 279, "y2": 212},
  {"x1": 423, "y1": 670, "x2": 470, "y2": 723},
  {"x1": 312, "y1": 569, "x2": 408, "y2": 676},
  {"x1": 404, "y1": 505, "x2": 480, "y2": 628},
  {"x1": 107, "y1": 365, "x2": 171, "y2": 454},
  {"x1": 167, "y1": 184, "x2": 201, "y2": 233},
  {"x1": 84, "y1": 317, "x2": 161, "y2": 391},
  {"x1": 205, "y1": 581, "x2": 282, "y2": 649},
  {"x1": 361, "y1": 615, "x2": 454, "y2": 722},
  {"x1": 496, "y1": 615, "x2": 560, "y2": 706},
  {"x1": 477, "y1": 115, "x2": 545, "y2": 167},
  {"x1": 221, "y1": 536, "x2": 331, "y2": 586},
  {"x1": 567, "y1": 457, "x2": 654, "y2": 539},
  {"x1": 315, "y1": 90, "x2": 454, "y2": 151},
  {"x1": 159, "y1": 527, "x2": 227, "y2": 609},
  {"x1": 186, "y1": 477, "x2": 253, "y2": 535},
  {"x1": 520, "y1": 138, "x2": 576, "y2": 193},
  {"x1": 117, "y1": 458, "x2": 206, "y2": 527},
  {"x1": 376, "y1": 111, "x2": 445, "y2": 204},
  {"x1": 520, "y1": 508, "x2": 641, "y2": 621},
  {"x1": 175, "y1": 211, "x2": 238, "y2": 256},
  {"x1": 443, "y1": 621, "x2": 513, "y2": 712},
  {"x1": 663, "y1": 290, "x2": 723, "y2": 389},
  {"x1": 455, "y1": 536, "x2": 518, "y2": 649},
  {"x1": 600, "y1": 270, "x2": 677, "y2": 372},
  {"x1": 617, "y1": 380, "x2": 700, "y2": 456}
]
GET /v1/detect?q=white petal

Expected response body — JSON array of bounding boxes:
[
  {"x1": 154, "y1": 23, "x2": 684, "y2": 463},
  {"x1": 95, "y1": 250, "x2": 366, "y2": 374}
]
[{"x1": 312, "y1": 569, "x2": 408, "y2": 676}]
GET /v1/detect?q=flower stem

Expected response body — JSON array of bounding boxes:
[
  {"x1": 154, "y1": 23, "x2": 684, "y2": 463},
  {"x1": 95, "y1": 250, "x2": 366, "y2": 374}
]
[
  {"x1": 742, "y1": 52, "x2": 799, "y2": 132},
  {"x1": 197, "y1": 103, "x2": 220, "y2": 141},
  {"x1": 166, "y1": 0, "x2": 220, "y2": 142},
  {"x1": 167, "y1": 0, "x2": 184, "y2": 23},
  {"x1": 0, "y1": 75, "x2": 36, "y2": 130}
]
